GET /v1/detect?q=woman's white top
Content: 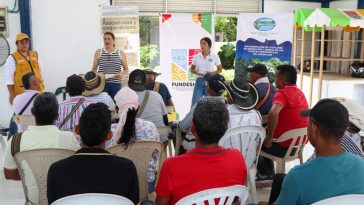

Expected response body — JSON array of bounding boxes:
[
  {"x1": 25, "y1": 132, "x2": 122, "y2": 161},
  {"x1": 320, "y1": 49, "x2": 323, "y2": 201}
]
[{"x1": 192, "y1": 52, "x2": 221, "y2": 75}]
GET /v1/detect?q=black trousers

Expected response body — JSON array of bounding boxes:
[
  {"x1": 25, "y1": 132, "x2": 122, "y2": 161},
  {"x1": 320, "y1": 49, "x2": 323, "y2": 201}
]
[
  {"x1": 257, "y1": 142, "x2": 288, "y2": 176},
  {"x1": 269, "y1": 174, "x2": 286, "y2": 204}
]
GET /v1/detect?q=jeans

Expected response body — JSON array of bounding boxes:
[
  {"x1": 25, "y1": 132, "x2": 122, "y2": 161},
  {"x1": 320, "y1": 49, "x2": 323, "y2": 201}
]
[
  {"x1": 191, "y1": 77, "x2": 208, "y2": 107},
  {"x1": 8, "y1": 113, "x2": 18, "y2": 140},
  {"x1": 103, "y1": 82, "x2": 122, "y2": 100}
]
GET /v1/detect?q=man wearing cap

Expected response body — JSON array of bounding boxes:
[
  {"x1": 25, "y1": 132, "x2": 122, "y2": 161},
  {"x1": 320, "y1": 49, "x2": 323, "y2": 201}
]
[
  {"x1": 257, "y1": 65, "x2": 308, "y2": 180},
  {"x1": 56, "y1": 75, "x2": 95, "y2": 131},
  {"x1": 274, "y1": 99, "x2": 364, "y2": 205},
  {"x1": 81, "y1": 71, "x2": 116, "y2": 111},
  {"x1": 128, "y1": 69, "x2": 168, "y2": 127},
  {"x1": 144, "y1": 69, "x2": 174, "y2": 106},
  {"x1": 4, "y1": 33, "x2": 45, "y2": 138},
  {"x1": 248, "y1": 64, "x2": 276, "y2": 116}
]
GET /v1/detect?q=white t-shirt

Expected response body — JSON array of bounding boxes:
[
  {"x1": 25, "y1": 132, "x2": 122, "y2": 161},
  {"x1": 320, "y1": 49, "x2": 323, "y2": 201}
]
[
  {"x1": 3, "y1": 125, "x2": 80, "y2": 204},
  {"x1": 227, "y1": 104, "x2": 262, "y2": 129},
  {"x1": 86, "y1": 92, "x2": 116, "y2": 111},
  {"x1": 192, "y1": 52, "x2": 221, "y2": 74},
  {"x1": 136, "y1": 90, "x2": 168, "y2": 127}
]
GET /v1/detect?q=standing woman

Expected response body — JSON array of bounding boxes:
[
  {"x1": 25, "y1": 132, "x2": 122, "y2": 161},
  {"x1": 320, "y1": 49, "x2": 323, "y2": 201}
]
[
  {"x1": 92, "y1": 32, "x2": 129, "y2": 99},
  {"x1": 190, "y1": 37, "x2": 222, "y2": 107}
]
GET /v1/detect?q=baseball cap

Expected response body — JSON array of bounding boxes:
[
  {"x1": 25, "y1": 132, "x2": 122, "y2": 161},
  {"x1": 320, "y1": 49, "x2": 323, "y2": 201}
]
[
  {"x1": 206, "y1": 73, "x2": 226, "y2": 94},
  {"x1": 16, "y1": 33, "x2": 29, "y2": 42},
  {"x1": 301, "y1": 99, "x2": 349, "y2": 129},
  {"x1": 128, "y1": 69, "x2": 147, "y2": 91},
  {"x1": 247, "y1": 64, "x2": 268, "y2": 76},
  {"x1": 66, "y1": 74, "x2": 85, "y2": 93}
]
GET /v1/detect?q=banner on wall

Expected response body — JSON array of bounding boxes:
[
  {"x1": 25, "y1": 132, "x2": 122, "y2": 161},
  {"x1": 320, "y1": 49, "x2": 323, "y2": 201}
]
[
  {"x1": 235, "y1": 13, "x2": 293, "y2": 82},
  {"x1": 101, "y1": 5, "x2": 140, "y2": 68},
  {"x1": 160, "y1": 13, "x2": 214, "y2": 117}
]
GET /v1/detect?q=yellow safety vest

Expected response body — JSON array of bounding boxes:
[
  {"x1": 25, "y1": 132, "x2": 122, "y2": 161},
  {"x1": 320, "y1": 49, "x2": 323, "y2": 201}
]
[{"x1": 12, "y1": 51, "x2": 44, "y2": 96}]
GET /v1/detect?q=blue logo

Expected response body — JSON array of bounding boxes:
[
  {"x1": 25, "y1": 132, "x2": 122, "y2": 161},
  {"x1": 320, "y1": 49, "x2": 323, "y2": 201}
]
[{"x1": 254, "y1": 18, "x2": 276, "y2": 31}]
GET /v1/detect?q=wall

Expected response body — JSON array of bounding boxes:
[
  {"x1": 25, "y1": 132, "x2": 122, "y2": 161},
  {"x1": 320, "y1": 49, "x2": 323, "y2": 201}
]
[
  {"x1": 263, "y1": 0, "x2": 321, "y2": 13},
  {"x1": 0, "y1": 0, "x2": 21, "y2": 127}
]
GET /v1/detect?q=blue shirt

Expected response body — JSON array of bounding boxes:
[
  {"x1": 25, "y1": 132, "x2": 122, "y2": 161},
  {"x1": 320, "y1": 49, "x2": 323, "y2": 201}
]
[
  {"x1": 147, "y1": 82, "x2": 172, "y2": 105},
  {"x1": 255, "y1": 82, "x2": 276, "y2": 116},
  {"x1": 277, "y1": 153, "x2": 364, "y2": 205}
]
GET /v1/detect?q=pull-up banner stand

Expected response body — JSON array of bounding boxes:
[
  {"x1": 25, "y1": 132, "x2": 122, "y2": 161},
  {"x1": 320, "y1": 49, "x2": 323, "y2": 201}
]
[
  {"x1": 160, "y1": 13, "x2": 214, "y2": 117},
  {"x1": 235, "y1": 13, "x2": 293, "y2": 82}
]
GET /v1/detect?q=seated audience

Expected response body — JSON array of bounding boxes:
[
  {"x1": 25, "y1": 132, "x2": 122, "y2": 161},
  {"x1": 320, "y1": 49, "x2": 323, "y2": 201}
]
[
  {"x1": 56, "y1": 74, "x2": 95, "y2": 131},
  {"x1": 4, "y1": 92, "x2": 80, "y2": 205},
  {"x1": 128, "y1": 69, "x2": 168, "y2": 127},
  {"x1": 13, "y1": 72, "x2": 40, "y2": 132},
  {"x1": 260, "y1": 99, "x2": 364, "y2": 205},
  {"x1": 144, "y1": 69, "x2": 174, "y2": 107},
  {"x1": 81, "y1": 71, "x2": 116, "y2": 111},
  {"x1": 47, "y1": 103, "x2": 139, "y2": 204},
  {"x1": 257, "y1": 65, "x2": 308, "y2": 180},
  {"x1": 107, "y1": 87, "x2": 160, "y2": 193},
  {"x1": 155, "y1": 97, "x2": 247, "y2": 205},
  {"x1": 248, "y1": 64, "x2": 276, "y2": 116}
]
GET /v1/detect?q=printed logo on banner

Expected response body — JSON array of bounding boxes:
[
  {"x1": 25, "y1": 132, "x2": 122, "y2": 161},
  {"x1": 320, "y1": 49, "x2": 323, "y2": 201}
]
[
  {"x1": 254, "y1": 18, "x2": 276, "y2": 31},
  {"x1": 171, "y1": 49, "x2": 199, "y2": 86}
]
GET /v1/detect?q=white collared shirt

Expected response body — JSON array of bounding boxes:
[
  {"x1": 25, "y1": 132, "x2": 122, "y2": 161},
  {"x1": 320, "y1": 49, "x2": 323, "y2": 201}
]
[
  {"x1": 255, "y1": 76, "x2": 270, "y2": 85},
  {"x1": 192, "y1": 52, "x2": 221, "y2": 74},
  {"x1": 4, "y1": 54, "x2": 43, "y2": 85}
]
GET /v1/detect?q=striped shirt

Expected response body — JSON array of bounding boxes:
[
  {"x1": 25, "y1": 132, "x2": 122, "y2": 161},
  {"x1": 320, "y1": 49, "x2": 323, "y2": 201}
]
[
  {"x1": 56, "y1": 96, "x2": 95, "y2": 131},
  {"x1": 342, "y1": 132, "x2": 364, "y2": 159},
  {"x1": 98, "y1": 48, "x2": 123, "y2": 83},
  {"x1": 86, "y1": 92, "x2": 116, "y2": 111}
]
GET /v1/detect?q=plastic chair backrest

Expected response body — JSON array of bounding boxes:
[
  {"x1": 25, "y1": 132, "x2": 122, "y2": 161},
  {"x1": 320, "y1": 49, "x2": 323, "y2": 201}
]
[
  {"x1": 51, "y1": 193, "x2": 134, "y2": 205},
  {"x1": 274, "y1": 127, "x2": 307, "y2": 160},
  {"x1": 175, "y1": 185, "x2": 249, "y2": 205},
  {"x1": 107, "y1": 141, "x2": 164, "y2": 200},
  {"x1": 311, "y1": 194, "x2": 364, "y2": 205},
  {"x1": 219, "y1": 126, "x2": 266, "y2": 170},
  {"x1": 14, "y1": 149, "x2": 75, "y2": 205},
  {"x1": 157, "y1": 126, "x2": 174, "y2": 158}
]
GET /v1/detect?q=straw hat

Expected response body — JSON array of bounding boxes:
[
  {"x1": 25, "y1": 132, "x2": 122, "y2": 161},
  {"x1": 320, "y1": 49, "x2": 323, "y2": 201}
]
[
  {"x1": 332, "y1": 97, "x2": 364, "y2": 130},
  {"x1": 80, "y1": 71, "x2": 105, "y2": 96}
]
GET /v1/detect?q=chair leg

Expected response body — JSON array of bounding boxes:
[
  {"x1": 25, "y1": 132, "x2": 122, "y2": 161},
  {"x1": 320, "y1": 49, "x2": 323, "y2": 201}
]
[
  {"x1": 276, "y1": 159, "x2": 286, "y2": 174},
  {"x1": 168, "y1": 139, "x2": 174, "y2": 157},
  {"x1": 248, "y1": 168, "x2": 258, "y2": 203}
]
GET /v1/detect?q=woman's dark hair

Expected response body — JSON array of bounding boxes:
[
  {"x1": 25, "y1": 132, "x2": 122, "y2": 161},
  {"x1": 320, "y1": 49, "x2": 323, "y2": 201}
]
[
  {"x1": 200, "y1": 37, "x2": 212, "y2": 48},
  {"x1": 104, "y1": 32, "x2": 116, "y2": 47},
  {"x1": 118, "y1": 108, "x2": 138, "y2": 144},
  {"x1": 22, "y1": 72, "x2": 35, "y2": 89}
]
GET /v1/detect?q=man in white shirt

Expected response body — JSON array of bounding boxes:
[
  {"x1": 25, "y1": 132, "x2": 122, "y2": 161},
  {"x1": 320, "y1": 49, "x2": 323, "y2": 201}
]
[
  {"x1": 12, "y1": 72, "x2": 40, "y2": 132},
  {"x1": 128, "y1": 69, "x2": 168, "y2": 127},
  {"x1": 3, "y1": 92, "x2": 80, "y2": 205},
  {"x1": 81, "y1": 71, "x2": 116, "y2": 111}
]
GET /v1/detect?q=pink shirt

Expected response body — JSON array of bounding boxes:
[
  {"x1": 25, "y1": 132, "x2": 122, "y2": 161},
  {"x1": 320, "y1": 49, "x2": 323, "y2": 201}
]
[{"x1": 13, "y1": 90, "x2": 39, "y2": 115}]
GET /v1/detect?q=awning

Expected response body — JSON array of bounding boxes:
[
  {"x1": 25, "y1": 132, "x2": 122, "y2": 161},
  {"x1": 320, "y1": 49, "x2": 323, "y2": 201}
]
[{"x1": 295, "y1": 8, "x2": 364, "y2": 31}]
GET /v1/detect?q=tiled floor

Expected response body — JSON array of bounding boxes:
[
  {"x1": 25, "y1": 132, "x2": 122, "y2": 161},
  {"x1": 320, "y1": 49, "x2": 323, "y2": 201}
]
[{"x1": 0, "y1": 134, "x2": 315, "y2": 205}]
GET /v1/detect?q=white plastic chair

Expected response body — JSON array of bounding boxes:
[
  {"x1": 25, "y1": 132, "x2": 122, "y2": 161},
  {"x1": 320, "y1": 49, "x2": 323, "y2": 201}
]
[
  {"x1": 51, "y1": 193, "x2": 134, "y2": 205},
  {"x1": 14, "y1": 149, "x2": 75, "y2": 205},
  {"x1": 218, "y1": 126, "x2": 266, "y2": 203},
  {"x1": 311, "y1": 194, "x2": 364, "y2": 205},
  {"x1": 107, "y1": 141, "x2": 164, "y2": 201},
  {"x1": 175, "y1": 185, "x2": 249, "y2": 205},
  {"x1": 260, "y1": 127, "x2": 307, "y2": 174}
]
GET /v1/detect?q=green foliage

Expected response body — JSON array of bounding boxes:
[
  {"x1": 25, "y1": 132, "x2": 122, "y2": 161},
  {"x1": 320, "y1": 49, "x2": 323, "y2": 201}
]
[
  {"x1": 221, "y1": 69, "x2": 235, "y2": 81},
  {"x1": 234, "y1": 57, "x2": 289, "y2": 83},
  {"x1": 215, "y1": 17, "x2": 237, "y2": 42},
  {"x1": 217, "y1": 43, "x2": 236, "y2": 70},
  {"x1": 140, "y1": 44, "x2": 159, "y2": 69}
]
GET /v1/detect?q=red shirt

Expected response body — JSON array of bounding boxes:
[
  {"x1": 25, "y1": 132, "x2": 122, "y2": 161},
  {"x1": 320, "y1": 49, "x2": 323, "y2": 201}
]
[
  {"x1": 155, "y1": 146, "x2": 247, "y2": 205},
  {"x1": 273, "y1": 85, "x2": 308, "y2": 147}
]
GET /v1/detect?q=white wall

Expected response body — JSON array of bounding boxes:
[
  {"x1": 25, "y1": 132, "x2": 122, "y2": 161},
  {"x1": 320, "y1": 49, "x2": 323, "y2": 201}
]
[{"x1": 0, "y1": 0, "x2": 21, "y2": 127}]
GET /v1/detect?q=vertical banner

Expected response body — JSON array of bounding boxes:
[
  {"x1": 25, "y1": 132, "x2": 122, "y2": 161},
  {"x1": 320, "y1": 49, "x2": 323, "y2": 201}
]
[
  {"x1": 235, "y1": 13, "x2": 293, "y2": 82},
  {"x1": 160, "y1": 13, "x2": 214, "y2": 117},
  {"x1": 101, "y1": 5, "x2": 140, "y2": 69}
]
